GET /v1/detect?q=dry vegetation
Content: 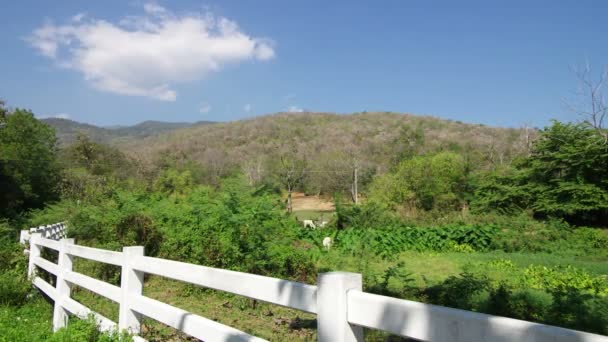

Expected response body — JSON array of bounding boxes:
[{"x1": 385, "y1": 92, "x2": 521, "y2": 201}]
[{"x1": 122, "y1": 112, "x2": 533, "y2": 194}]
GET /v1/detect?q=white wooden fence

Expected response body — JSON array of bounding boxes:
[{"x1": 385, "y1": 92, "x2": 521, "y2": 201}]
[
  {"x1": 20, "y1": 222, "x2": 67, "y2": 244},
  {"x1": 22, "y1": 223, "x2": 608, "y2": 342}
]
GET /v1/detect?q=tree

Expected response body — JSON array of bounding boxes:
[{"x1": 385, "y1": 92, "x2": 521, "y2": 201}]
[
  {"x1": 473, "y1": 121, "x2": 608, "y2": 225},
  {"x1": 566, "y1": 64, "x2": 608, "y2": 143},
  {"x1": 62, "y1": 133, "x2": 135, "y2": 178},
  {"x1": 0, "y1": 105, "x2": 59, "y2": 218},
  {"x1": 525, "y1": 121, "x2": 608, "y2": 223},
  {"x1": 391, "y1": 124, "x2": 425, "y2": 165},
  {"x1": 274, "y1": 144, "x2": 307, "y2": 213},
  {"x1": 369, "y1": 152, "x2": 468, "y2": 214}
]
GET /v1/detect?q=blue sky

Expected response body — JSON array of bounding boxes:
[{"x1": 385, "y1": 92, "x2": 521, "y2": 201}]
[{"x1": 1, "y1": 0, "x2": 607, "y2": 127}]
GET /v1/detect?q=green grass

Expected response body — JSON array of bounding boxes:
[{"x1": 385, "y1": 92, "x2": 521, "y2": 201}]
[{"x1": 0, "y1": 294, "x2": 53, "y2": 342}]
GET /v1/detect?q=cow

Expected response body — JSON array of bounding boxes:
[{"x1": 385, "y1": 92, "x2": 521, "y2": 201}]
[
  {"x1": 303, "y1": 220, "x2": 316, "y2": 228},
  {"x1": 322, "y1": 237, "x2": 332, "y2": 250}
]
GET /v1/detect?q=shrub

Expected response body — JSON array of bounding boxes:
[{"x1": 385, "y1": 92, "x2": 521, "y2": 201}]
[
  {"x1": 424, "y1": 272, "x2": 490, "y2": 310},
  {"x1": 548, "y1": 288, "x2": 608, "y2": 335},
  {"x1": 485, "y1": 284, "x2": 551, "y2": 322},
  {"x1": 0, "y1": 239, "x2": 30, "y2": 307},
  {"x1": 48, "y1": 316, "x2": 132, "y2": 342}
]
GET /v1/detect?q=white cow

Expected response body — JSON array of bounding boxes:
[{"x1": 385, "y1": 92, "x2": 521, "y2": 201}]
[
  {"x1": 303, "y1": 220, "x2": 316, "y2": 228},
  {"x1": 322, "y1": 237, "x2": 332, "y2": 250}
]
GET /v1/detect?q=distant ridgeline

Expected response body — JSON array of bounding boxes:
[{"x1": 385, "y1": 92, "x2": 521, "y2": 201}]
[{"x1": 41, "y1": 118, "x2": 215, "y2": 146}]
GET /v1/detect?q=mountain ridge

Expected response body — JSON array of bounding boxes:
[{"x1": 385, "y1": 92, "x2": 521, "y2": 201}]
[{"x1": 41, "y1": 118, "x2": 214, "y2": 146}]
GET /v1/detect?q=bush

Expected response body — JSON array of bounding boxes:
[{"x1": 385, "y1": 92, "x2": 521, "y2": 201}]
[
  {"x1": 485, "y1": 284, "x2": 551, "y2": 322},
  {"x1": 548, "y1": 288, "x2": 608, "y2": 335},
  {"x1": 29, "y1": 177, "x2": 316, "y2": 282},
  {"x1": 424, "y1": 272, "x2": 490, "y2": 310},
  {"x1": 48, "y1": 316, "x2": 132, "y2": 342},
  {"x1": 0, "y1": 238, "x2": 30, "y2": 307}
]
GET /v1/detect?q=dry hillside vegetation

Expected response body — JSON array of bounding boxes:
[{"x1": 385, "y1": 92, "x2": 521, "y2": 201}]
[{"x1": 122, "y1": 112, "x2": 532, "y2": 193}]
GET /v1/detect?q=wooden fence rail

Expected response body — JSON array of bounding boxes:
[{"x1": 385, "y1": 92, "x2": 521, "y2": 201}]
[{"x1": 21, "y1": 223, "x2": 608, "y2": 342}]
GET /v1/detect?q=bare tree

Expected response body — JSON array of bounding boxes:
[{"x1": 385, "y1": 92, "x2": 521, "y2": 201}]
[
  {"x1": 516, "y1": 122, "x2": 536, "y2": 157},
  {"x1": 566, "y1": 63, "x2": 608, "y2": 143},
  {"x1": 276, "y1": 145, "x2": 307, "y2": 213}
]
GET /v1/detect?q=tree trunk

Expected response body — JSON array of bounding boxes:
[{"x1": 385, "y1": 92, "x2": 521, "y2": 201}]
[{"x1": 287, "y1": 186, "x2": 293, "y2": 213}]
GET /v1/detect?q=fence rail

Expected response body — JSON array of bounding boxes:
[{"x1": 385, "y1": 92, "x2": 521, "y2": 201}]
[
  {"x1": 22, "y1": 223, "x2": 608, "y2": 342},
  {"x1": 20, "y1": 222, "x2": 66, "y2": 244}
]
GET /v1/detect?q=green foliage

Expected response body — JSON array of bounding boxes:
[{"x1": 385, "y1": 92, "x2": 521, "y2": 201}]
[
  {"x1": 421, "y1": 266, "x2": 608, "y2": 335},
  {"x1": 369, "y1": 152, "x2": 468, "y2": 213},
  {"x1": 0, "y1": 108, "x2": 60, "y2": 218},
  {"x1": 470, "y1": 166, "x2": 533, "y2": 215},
  {"x1": 153, "y1": 178, "x2": 315, "y2": 280},
  {"x1": 299, "y1": 224, "x2": 500, "y2": 259},
  {"x1": 0, "y1": 234, "x2": 31, "y2": 306},
  {"x1": 48, "y1": 316, "x2": 132, "y2": 342},
  {"x1": 335, "y1": 200, "x2": 398, "y2": 230},
  {"x1": 31, "y1": 177, "x2": 315, "y2": 282},
  {"x1": 391, "y1": 124, "x2": 425, "y2": 164},
  {"x1": 473, "y1": 121, "x2": 608, "y2": 225},
  {"x1": 58, "y1": 134, "x2": 140, "y2": 202},
  {"x1": 365, "y1": 262, "x2": 415, "y2": 298},
  {"x1": 424, "y1": 272, "x2": 490, "y2": 310},
  {"x1": 0, "y1": 295, "x2": 53, "y2": 341},
  {"x1": 548, "y1": 288, "x2": 608, "y2": 335},
  {"x1": 521, "y1": 265, "x2": 608, "y2": 296},
  {"x1": 152, "y1": 169, "x2": 193, "y2": 195},
  {"x1": 485, "y1": 284, "x2": 552, "y2": 322}
]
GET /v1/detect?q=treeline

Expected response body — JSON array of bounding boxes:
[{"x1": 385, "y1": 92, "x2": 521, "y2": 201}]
[{"x1": 368, "y1": 121, "x2": 608, "y2": 225}]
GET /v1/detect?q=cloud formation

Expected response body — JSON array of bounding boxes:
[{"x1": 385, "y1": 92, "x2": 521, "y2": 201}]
[
  {"x1": 199, "y1": 103, "x2": 211, "y2": 113},
  {"x1": 287, "y1": 105, "x2": 303, "y2": 113},
  {"x1": 28, "y1": 3, "x2": 275, "y2": 101}
]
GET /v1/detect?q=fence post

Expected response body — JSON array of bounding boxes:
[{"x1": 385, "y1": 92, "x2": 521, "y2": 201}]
[
  {"x1": 19, "y1": 230, "x2": 29, "y2": 244},
  {"x1": 54, "y1": 238, "x2": 75, "y2": 331},
  {"x1": 317, "y1": 272, "x2": 363, "y2": 342},
  {"x1": 119, "y1": 246, "x2": 144, "y2": 335},
  {"x1": 27, "y1": 233, "x2": 42, "y2": 279}
]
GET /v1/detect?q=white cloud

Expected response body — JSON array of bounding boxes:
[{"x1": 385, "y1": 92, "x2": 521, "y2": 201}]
[
  {"x1": 287, "y1": 105, "x2": 303, "y2": 113},
  {"x1": 42, "y1": 113, "x2": 70, "y2": 119},
  {"x1": 199, "y1": 103, "x2": 211, "y2": 113},
  {"x1": 71, "y1": 13, "x2": 86, "y2": 22},
  {"x1": 143, "y1": 3, "x2": 167, "y2": 16},
  {"x1": 28, "y1": 3, "x2": 275, "y2": 101},
  {"x1": 243, "y1": 103, "x2": 251, "y2": 112}
]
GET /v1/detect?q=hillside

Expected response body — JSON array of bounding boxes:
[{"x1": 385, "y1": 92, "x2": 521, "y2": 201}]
[
  {"x1": 42, "y1": 118, "x2": 214, "y2": 146},
  {"x1": 121, "y1": 112, "x2": 533, "y2": 190}
]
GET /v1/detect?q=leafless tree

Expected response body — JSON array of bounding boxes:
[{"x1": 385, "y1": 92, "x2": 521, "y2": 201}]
[
  {"x1": 566, "y1": 63, "x2": 608, "y2": 143},
  {"x1": 276, "y1": 145, "x2": 307, "y2": 213},
  {"x1": 518, "y1": 122, "x2": 535, "y2": 157}
]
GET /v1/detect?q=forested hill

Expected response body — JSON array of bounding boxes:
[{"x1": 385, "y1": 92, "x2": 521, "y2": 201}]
[
  {"x1": 121, "y1": 111, "x2": 533, "y2": 188},
  {"x1": 42, "y1": 118, "x2": 214, "y2": 146}
]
